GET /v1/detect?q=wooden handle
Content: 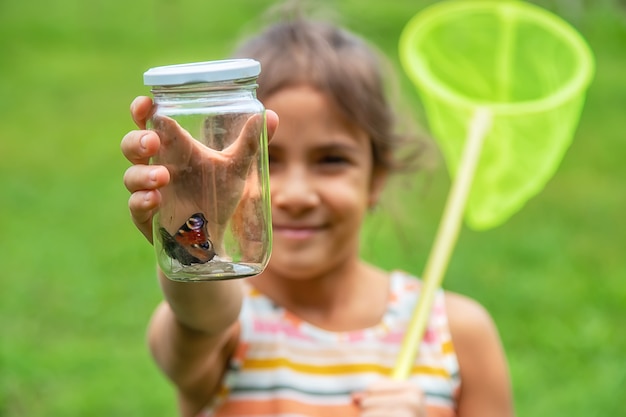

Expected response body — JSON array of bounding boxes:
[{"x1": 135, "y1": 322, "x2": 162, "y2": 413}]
[{"x1": 392, "y1": 108, "x2": 492, "y2": 380}]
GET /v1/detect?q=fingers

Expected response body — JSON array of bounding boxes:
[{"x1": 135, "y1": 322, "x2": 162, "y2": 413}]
[
  {"x1": 121, "y1": 129, "x2": 161, "y2": 166},
  {"x1": 124, "y1": 96, "x2": 165, "y2": 243},
  {"x1": 123, "y1": 164, "x2": 170, "y2": 193},
  {"x1": 130, "y1": 96, "x2": 154, "y2": 129},
  {"x1": 266, "y1": 109, "x2": 279, "y2": 141},
  {"x1": 123, "y1": 164, "x2": 170, "y2": 243},
  {"x1": 128, "y1": 190, "x2": 161, "y2": 243},
  {"x1": 221, "y1": 114, "x2": 262, "y2": 178},
  {"x1": 152, "y1": 114, "x2": 199, "y2": 150},
  {"x1": 354, "y1": 379, "x2": 426, "y2": 417},
  {"x1": 226, "y1": 111, "x2": 279, "y2": 178},
  {"x1": 123, "y1": 97, "x2": 160, "y2": 165}
]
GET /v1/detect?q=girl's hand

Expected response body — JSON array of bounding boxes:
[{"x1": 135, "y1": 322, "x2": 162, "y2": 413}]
[
  {"x1": 121, "y1": 96, "x2": 278, "y2": 243},
  {"x1": 122, "y1": 96, "x2": 168, "y2": 242},
  {"x1": 353, "y1": 378, "x2": 427, "y2": 417}
]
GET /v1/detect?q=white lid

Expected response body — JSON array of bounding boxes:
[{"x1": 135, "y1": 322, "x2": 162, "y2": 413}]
[{"x1": 143, "y1": 59, "x2": 261, "y2": 86}]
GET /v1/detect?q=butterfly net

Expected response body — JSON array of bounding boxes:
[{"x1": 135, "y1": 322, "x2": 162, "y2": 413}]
[{"x1": 400, "y1": 0, "x2": 595, "y2": 230}]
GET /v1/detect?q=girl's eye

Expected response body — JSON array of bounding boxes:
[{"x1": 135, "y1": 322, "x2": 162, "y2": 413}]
[
  {"x1": 319, "y1": 154, "x2": 349, "y2": 165},
  {"x1": 268, "y1": 151, "x2": 284, "y2": 171}
]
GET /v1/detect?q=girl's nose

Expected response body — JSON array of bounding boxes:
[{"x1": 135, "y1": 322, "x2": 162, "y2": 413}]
[{"x1": 272, "y1": 166, "x2": 319, "y2": 213}]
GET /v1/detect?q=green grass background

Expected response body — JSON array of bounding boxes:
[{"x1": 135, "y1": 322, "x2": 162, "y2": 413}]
[{"x1": 0, "y1": 0, "x2": 624, "y2": 415}]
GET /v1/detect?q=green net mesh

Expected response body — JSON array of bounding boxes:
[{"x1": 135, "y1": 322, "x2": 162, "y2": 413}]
[{"x1": 400, "y1": 0, "x2": 595, "y2": 229}]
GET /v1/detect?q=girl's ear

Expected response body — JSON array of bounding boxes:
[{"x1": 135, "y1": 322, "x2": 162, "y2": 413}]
[{"x1": 368, "y1": 166, "x2": 389, "y2": 209}]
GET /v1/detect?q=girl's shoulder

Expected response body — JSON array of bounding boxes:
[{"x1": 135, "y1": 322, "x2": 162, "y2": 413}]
[
  {"x1": 442, "y1": 290, "x2": 499, "y2": 340},
  {"x1": 442, "y1": 291, "x2": 515, "y2": 415},
  {"x1": 443, "y1": 290, "x2": 512, "y2": 393}
]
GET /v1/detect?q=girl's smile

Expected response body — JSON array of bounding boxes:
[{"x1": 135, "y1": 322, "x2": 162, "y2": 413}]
[{"x1": 272, "y1": 225, "x2": 322, "y2": 241}]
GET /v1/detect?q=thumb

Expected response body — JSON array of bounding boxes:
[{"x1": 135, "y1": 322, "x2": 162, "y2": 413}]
[
  {"x1": 266, "y1": 109, "x2": 279, "y2": 142},
  {"x1": 225, "y1": 113, "x2": 265, "y2": 178},
  {"x1": 227, "y1": 110, "x2": 278, "y2": 161}
]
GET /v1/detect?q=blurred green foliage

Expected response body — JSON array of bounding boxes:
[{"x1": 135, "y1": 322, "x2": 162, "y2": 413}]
[{"x1": 1, "y1": 0, "x2": 624, "y2": 415}]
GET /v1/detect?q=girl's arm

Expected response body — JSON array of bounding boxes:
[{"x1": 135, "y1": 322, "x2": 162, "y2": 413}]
[
  {"x1": 148, "y1": 274, "x2": 243, "y2": 417},
  {"x1": 446, "y1": 292, "x2": 515, "y2": 417},
  {"x1": 121, "y1": 96, "x2": 279, "y2": 416}
]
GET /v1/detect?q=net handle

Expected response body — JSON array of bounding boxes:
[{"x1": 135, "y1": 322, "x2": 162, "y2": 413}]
[{"x1": 392, "y1": 108, "x2": 492, "y2": 380}]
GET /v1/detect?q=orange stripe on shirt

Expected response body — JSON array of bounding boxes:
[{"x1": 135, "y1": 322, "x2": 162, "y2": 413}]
[{"x1": 243, "y1": 357, "x2": 452, "y2": 378}]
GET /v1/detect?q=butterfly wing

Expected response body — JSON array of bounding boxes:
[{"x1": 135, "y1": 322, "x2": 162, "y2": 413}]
[{"x1": 159, "y1": 213, "x2": 215, "y2": 265}]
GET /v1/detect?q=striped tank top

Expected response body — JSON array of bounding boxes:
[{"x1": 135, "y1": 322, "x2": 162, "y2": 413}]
[{"x1": 199, "y1": 270, "x2": 460, "y2": 417}]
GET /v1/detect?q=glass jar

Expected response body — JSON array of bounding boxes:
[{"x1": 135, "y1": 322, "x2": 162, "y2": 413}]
[{"x1": 143, "y1": 59, "x2": 271, "y2": 281}]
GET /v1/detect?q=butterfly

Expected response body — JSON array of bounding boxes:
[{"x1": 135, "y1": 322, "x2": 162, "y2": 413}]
[{"x1": 159, "y1": 213, "x2": 216, "y2": 265}]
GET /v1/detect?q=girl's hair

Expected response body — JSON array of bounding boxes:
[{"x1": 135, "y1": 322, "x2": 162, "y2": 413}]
[{"x1": 231, "y1": 10, "x2": 426, "y2": 174}]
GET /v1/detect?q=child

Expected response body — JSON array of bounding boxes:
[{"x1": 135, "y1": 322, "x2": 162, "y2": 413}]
[{"x1": 121, "y1": 12, "x2": 515, "y2": 417}]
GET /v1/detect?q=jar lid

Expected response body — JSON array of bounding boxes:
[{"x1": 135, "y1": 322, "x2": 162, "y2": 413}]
[{"x1": 143, "y1": 59, "x2": 261, "y2": 86}]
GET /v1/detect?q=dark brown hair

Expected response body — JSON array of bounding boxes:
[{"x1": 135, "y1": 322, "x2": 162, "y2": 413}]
[{"x1": 231, "y1": 11, "x2": 426, "y2": 174}]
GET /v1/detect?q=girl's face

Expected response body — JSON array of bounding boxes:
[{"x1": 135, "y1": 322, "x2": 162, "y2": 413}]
[{"x1": 262, "y1": 85, "x2": 386, "y2": 280}]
